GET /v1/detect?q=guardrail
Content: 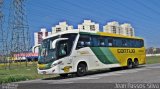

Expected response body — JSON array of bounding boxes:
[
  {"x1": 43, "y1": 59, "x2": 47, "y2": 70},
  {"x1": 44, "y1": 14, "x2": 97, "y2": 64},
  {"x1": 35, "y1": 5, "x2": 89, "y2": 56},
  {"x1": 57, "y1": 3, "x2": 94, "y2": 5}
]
[{"x1": 146, "y1": 54, "x2": 160, "y2": 57}]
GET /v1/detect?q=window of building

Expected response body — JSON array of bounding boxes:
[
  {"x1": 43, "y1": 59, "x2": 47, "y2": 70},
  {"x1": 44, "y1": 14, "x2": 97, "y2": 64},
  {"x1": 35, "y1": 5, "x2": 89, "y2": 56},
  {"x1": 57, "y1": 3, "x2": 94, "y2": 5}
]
[
  {"x1": 90, "y1": 25, "x2": 95, "y2": 31},
  {"x1": 130, "y1": 28, "x2": 133, "y2": 36},
  {"x1": 82, "y1": 26, "x2": 85, "y2": 30},
  {"x1": 56, "y1": 28, "x2": 61, "y2": 32},
  {"x1": 126, "y1": 28, "x2": 129, "y2": 35},
  {"x1": 112, "y1": 26, "x2": 116, "y2": 34}
]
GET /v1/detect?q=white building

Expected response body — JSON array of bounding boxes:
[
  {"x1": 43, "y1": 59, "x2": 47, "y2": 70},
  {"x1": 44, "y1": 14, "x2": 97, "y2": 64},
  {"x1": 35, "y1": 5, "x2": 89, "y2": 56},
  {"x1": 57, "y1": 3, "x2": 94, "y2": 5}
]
[
  {"x1": 52, "y1": 22, "x2": 73, "y2": 33},
  {"x1": 120, "y1": 23, "x2": 135, "y2": 36},
  {"x1": 103, "y1": 21, "x2": 122, "y2": 35},
  {"x1": 34, "y1": 28, "x2": 51, "y2": 53},
  {"x1": 78, "y1": 20, "x2": 99, "y2": 32},
  {"x1": 103, "y1": 21, "x2": 135, "y2": 37}
]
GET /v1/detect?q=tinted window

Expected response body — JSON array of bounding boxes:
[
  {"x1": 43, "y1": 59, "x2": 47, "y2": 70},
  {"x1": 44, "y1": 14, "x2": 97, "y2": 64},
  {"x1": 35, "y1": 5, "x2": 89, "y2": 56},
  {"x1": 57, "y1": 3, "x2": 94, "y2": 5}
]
[
  {"x1": 91, "y1": 35, "x2": 100, "y2": 46},
  {"x1": 76, "y1": 35, "x2": 91, "y2": 49},
  {"x1": 108, "y1": 38, "x2": 113, "y2": 47},
  {"x1": 99, "y1": 37, "x2": 105, "y2": 47},
  {"x1": 76, "y1": 34, "x2": 144, "y2": 48},
  {"x1": 60, "y1": 33, "x2": 77, "y2": 56}
]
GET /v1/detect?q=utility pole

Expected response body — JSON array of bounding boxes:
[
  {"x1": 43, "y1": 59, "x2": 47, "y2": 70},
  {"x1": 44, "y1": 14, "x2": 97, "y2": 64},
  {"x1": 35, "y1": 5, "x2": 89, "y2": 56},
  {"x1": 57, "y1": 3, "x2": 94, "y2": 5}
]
[
  {"x1": 8, "y1": 0, "x2": 30, "y2": 67},
  {"x1": 0, "y1": 0, "x2": 5, "y2": 66},
  {"x1": 0, "y1": 0, "x2": 4, "y2": 62}
]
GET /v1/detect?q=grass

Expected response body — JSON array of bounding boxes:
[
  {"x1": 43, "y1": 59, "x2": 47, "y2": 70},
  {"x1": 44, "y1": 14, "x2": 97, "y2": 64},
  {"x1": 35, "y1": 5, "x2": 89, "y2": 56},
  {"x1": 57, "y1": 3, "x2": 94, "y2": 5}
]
[
  {"x1": 0, "y1": 56, "x2": 159, "y2": 83},
  {"x1": 0, "y1": 62, "x2": 57, "y2": 84},
  {"x1": 146, "y1": 56, "x2": 160, "y2": 64}
]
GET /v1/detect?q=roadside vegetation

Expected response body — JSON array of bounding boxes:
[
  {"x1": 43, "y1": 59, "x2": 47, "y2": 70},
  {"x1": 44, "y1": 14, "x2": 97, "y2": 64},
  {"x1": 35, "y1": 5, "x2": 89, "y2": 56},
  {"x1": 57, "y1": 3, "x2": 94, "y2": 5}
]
[
  {"x1": 0, "y1": 56, "x2": 159, "y2": 84},
  {"x1": 0, "y1": 62, "x2": 57, "y2": 84},
  {"x1": 146, "y1": 56, "x2": 160, "y2": 64}
]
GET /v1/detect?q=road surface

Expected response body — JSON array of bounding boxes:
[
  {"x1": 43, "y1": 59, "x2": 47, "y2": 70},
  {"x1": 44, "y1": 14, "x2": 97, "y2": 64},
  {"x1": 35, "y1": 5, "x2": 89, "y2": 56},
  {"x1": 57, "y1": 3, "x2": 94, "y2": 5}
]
[{"x1": 1, "y1": 63, "x2": 160, "y2": 89}]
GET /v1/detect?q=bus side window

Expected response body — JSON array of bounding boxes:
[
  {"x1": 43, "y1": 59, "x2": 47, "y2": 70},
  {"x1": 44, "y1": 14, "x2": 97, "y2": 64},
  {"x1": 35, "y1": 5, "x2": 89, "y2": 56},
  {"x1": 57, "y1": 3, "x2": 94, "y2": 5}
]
[
  {"x1": 99, "y1": 37, "x2": 105, "y2": 47},
  {"x1": 122, "y1": 39, "x2": 127, "y2": 47},
  {"x1": 91, "y1": 35, "x2": 99, "y2": 46},
  {"x1": 140, "y1": 40, "x2": 144, "y2": 47},
  {"x1": 115, "y1": 38, "x2": 121, "y2": 47},
  {"x1": 130, "y1": 40, "x2": 135, "y2": 47},
  {"x1": 108, "y1": 38, "x2": 113, "y2": 47},
  {"x1": 136, "y1": 39, "x2": 144, "y2": 48},
  {"x1": 126, "y1": 39, "x2": 130, "y2": 47},
  {"x1": 76, "y1": 35, "x2": 90, "y2": 49}
]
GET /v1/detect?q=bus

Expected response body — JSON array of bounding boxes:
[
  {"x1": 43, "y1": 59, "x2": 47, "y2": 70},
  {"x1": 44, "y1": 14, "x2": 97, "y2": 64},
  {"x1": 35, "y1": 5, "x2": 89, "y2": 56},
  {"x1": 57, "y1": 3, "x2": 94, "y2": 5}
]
[{"x1": 33, "y1": 30, "x2": 146, "y2": 77}]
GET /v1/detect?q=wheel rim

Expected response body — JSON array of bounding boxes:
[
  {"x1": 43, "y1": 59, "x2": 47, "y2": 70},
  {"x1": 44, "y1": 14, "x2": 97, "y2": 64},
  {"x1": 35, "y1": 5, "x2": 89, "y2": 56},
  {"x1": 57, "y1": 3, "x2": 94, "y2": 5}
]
[
  {"x1": 78, "y1": 66, "x2": 85, "y2": 74},
  {"x1": 77, "y1": 64, "x2": 86, "y2": 76},
  {"x1": 128, "y1": 60, "x2": 133, "y2": 68},
  {"x1": 134, "y1": 60, "x2": 139, "y2": 67}
]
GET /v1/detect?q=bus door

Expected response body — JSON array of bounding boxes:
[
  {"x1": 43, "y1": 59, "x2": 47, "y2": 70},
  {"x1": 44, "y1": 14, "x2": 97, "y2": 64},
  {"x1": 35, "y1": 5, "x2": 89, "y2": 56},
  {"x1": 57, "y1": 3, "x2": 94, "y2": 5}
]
[{"x1": 57, "y1": 40, "x2": 73, "y2": 73}]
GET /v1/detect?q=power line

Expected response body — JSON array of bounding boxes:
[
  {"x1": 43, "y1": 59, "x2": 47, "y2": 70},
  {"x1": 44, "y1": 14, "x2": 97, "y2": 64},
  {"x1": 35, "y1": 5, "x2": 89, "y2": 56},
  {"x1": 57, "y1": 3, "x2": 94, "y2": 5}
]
[
  {"x1": 8, "y1": 0, "x2": 30, "y2": 66},
  {"x1": 134, "y1": 0, "x2": 160, "y2": 16}
]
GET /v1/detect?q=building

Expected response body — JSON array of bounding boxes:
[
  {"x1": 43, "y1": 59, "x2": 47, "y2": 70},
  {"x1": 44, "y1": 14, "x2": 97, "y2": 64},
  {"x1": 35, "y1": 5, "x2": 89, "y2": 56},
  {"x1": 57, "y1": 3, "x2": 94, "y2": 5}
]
[
  {"x1": 52, "y1": 22, "x2": 73, "y2": 33},
  {"x1": 103, "y1": 21, "x2": 135, "y2": 37},
  {"x1": 120, "y1": 23, "x2": 135, "y2": 36},
  {"x1": 78, "y1": 20, "x2": 99, "y2": 32},
  {"x1": 13, "y1": 52, "x2": 38, "y2": 61},
  {"x1": 34, "y1": 28, "x2": 51, "y2": 53},
  {"x1": 103, "y1": 21, "x2": 122, "y2": 34}
]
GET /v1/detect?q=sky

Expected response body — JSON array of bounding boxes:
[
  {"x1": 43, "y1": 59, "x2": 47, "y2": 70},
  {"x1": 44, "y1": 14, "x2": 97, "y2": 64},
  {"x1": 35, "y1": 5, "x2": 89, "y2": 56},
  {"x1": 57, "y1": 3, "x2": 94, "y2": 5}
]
[{"x1": 3, "y1": 0, "x2": 160, "y2": 48}]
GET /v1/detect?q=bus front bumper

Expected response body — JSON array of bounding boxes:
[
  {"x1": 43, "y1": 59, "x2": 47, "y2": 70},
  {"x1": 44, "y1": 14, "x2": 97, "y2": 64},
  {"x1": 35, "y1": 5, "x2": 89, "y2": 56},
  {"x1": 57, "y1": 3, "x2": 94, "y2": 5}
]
[{"x1": 38, "y1": 66, "x2": 60, "y2": 75}]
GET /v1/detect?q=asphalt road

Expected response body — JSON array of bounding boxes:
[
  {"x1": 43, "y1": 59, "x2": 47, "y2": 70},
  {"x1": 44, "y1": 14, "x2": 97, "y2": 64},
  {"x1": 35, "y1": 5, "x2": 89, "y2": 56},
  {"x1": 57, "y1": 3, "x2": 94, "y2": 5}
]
[{"x1": 1, "y1": 63, "x2": 160, "y2": 89}]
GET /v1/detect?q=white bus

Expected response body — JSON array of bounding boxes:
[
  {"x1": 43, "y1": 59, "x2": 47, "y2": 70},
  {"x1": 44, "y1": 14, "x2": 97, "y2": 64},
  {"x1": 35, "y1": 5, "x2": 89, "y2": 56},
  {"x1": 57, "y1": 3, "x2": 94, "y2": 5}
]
[{"x1": 33, "y1": 30, "x2": 146, "y2": 77}]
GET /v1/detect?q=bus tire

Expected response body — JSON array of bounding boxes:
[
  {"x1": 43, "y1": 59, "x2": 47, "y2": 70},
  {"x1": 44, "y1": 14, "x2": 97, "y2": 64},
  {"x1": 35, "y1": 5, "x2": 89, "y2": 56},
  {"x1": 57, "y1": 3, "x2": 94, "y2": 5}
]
[
  {"x1": 133, "y1": 59, "x2": 139, "y2": 68},
  {"x1": 60, "y1": 74, "x2": 68, "y2": 77},
  {"x1": 127, "y1": 59, "x2": 133, "y2": 69},
  {"x1": 76, "y1": 63, "x2": 87, "y2": 77}
]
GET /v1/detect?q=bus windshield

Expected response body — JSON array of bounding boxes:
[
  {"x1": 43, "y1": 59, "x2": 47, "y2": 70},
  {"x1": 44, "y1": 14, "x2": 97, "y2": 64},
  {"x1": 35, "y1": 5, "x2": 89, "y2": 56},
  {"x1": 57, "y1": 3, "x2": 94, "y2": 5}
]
[
  {"x1": 38, "y1": 36, "x2": 58, "y2": 64},
  {"x1": 38, "y1": 33, "x2": 77, "y2": 64}
]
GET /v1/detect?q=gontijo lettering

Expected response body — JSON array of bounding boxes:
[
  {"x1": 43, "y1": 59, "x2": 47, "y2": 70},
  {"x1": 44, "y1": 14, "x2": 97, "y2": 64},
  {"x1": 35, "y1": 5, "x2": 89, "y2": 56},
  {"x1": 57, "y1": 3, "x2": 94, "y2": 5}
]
[{"x1": 117, "y1": 49, "x2": 135, "y2": 53}]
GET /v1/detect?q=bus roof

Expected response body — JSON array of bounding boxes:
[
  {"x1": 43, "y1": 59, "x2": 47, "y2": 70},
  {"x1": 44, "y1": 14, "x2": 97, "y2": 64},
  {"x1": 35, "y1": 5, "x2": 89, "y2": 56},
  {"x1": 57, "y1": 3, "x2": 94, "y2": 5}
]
[{"x1": 44, "y1": 30, "x2": 143, "y2": 40}]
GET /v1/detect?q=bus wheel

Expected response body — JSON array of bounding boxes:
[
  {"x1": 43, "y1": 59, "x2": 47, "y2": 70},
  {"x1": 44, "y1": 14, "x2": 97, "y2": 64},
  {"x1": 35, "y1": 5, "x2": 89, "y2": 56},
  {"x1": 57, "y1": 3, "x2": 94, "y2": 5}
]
[
  {"x1": 133, "y1": 59, "x2": 139, "y2": 68},
  {"x1": 76, "y1": 63, "x2": 87, "y2": 77},
  {"x1": 127, "y1": 59, "x2": 133, "y2": 69},
  {"x1": 60, "y1": 74, "x2": 68, "y2": 77}
]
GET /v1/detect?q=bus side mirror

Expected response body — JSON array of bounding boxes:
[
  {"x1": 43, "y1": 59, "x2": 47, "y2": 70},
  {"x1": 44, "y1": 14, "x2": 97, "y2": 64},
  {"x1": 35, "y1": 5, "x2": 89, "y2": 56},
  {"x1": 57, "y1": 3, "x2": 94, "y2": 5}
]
[
  {"x1": 52, "y1": 38, "x2": 68, "y2": 49},
  {"x1": 32, "y1": 44, "x2": 41, "y2": 53}
]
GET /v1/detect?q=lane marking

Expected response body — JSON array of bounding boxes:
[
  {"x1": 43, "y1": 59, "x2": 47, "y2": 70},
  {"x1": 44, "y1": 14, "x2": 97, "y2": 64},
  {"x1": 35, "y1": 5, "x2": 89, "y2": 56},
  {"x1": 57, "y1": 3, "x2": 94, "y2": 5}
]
[
  {"x1": 147, "y1": 66, "x2": 160, "y2": 69},
  {"x1": 77, "y1": 77, "x2": 100, "y2": 80},
  {"x1": 48, "y1": 81, "x2": 74, "y2": 84}
]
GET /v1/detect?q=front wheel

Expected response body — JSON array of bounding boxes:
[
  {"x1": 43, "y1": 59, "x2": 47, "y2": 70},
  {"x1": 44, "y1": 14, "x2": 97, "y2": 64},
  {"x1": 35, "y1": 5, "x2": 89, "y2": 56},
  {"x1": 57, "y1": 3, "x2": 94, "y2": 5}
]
[{"x1": 76, "y1": 63, "x2": 87, "y2": 77}]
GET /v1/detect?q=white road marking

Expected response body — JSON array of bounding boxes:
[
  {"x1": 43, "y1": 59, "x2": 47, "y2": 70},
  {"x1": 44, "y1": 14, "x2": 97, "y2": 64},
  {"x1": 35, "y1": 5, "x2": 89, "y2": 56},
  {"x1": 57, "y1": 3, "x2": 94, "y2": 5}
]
[
  {"x1": 48, "y1": 81, "x2": 74, "y2": 84},
  {"x1": 77, "y1": 77, "x2": 100, "y2": 80},
  {"x1": 147, "y1": 66, "x2": 160, "y2": 69}
]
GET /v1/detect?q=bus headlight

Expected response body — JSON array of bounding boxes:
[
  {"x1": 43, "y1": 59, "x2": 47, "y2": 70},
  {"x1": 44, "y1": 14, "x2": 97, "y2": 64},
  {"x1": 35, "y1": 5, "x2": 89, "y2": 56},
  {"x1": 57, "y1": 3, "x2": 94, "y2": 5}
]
[
  {"x1": 51, "y1": 63, "x2": 58, "y2": 67},
  {"x1": 51, "y1": 61, "x2": 63, "y2": 67}
]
